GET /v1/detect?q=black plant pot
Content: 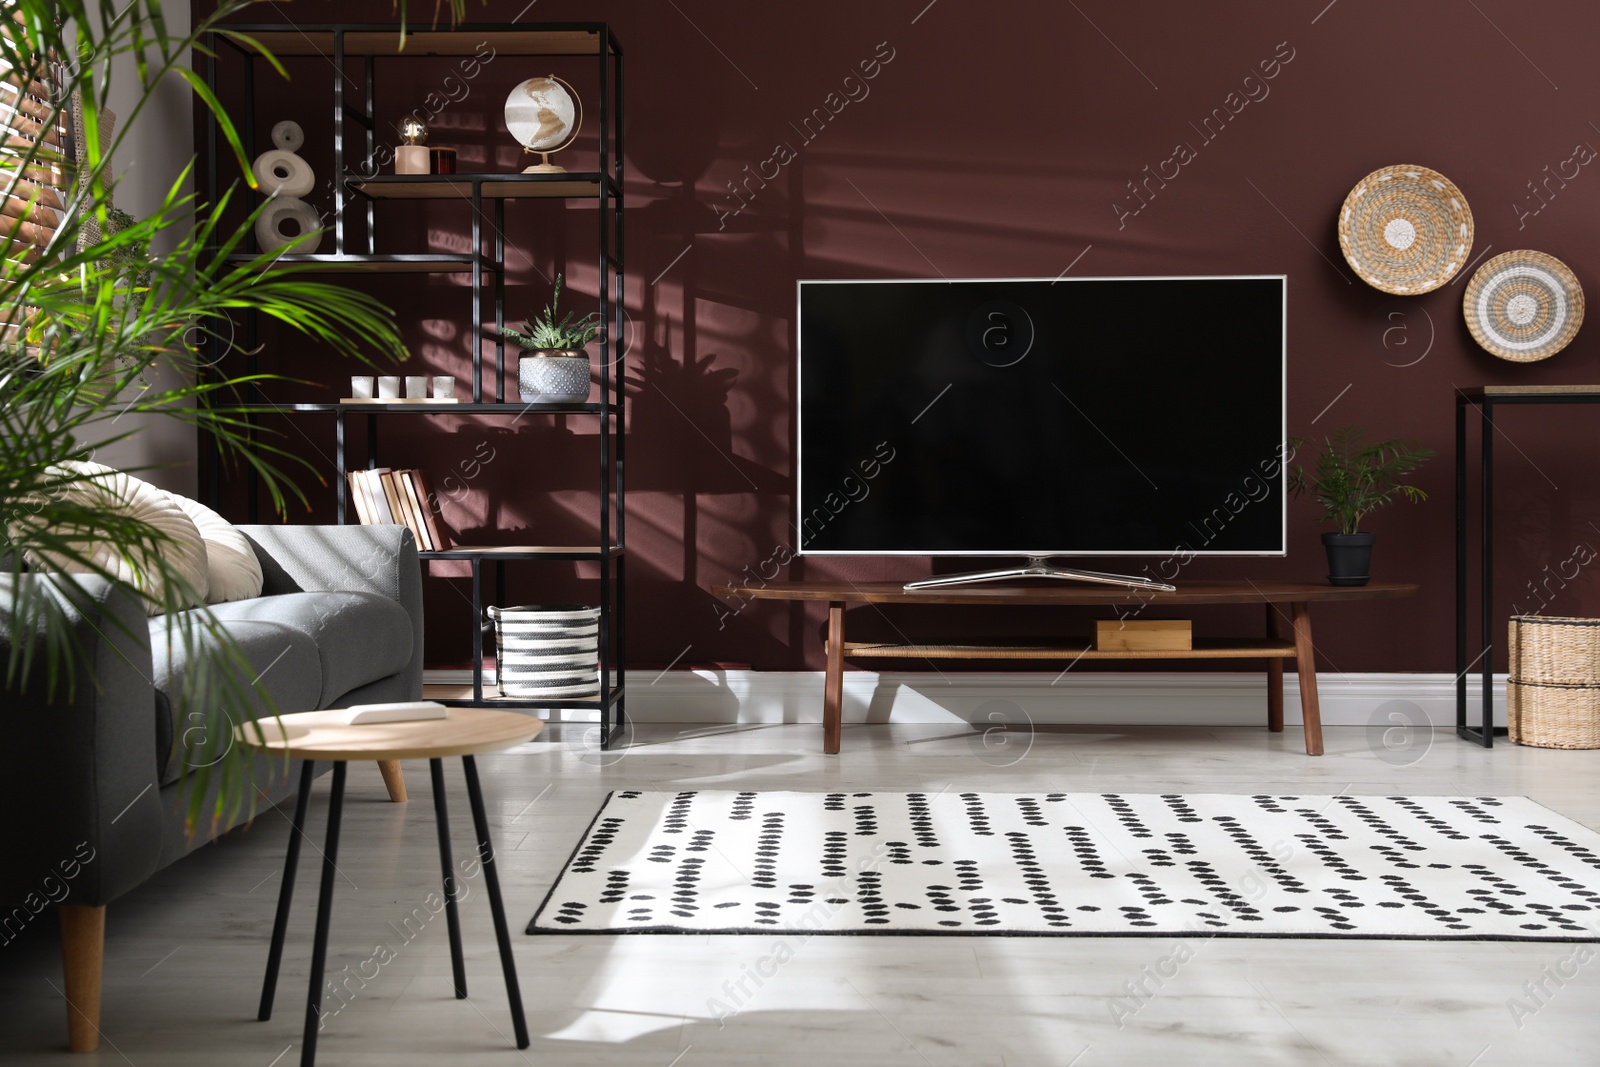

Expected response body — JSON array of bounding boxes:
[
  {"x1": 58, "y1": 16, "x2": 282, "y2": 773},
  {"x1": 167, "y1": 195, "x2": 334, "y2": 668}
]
[{"x1": 1322, "y1": 532, "x2": 1375, "y2": 587}]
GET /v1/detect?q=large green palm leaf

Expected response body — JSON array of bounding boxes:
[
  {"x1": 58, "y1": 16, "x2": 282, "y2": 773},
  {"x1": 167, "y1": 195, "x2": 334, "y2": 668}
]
[{"x1": 1, "y1": 1, "x2": 410, "y2": 832}]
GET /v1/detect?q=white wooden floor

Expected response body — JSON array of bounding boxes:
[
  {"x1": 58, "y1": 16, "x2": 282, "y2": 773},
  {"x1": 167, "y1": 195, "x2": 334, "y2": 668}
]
[{"x1": 3, "y1": 722, "x2": 1599, "y2": 1065}]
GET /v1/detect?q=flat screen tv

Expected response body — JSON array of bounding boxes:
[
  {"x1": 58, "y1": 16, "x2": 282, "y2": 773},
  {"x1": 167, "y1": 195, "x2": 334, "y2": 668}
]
[{"x1": 796, "y1": 275, "x2": 1287, "y2": 577}]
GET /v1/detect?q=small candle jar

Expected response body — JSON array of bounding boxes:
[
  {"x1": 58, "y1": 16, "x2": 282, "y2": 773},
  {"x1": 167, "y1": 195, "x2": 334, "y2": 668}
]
[
  {"x1": 350, "y1": 375, "x2": 375, "y2": 399},
  {"x1": 405, "y1": 375, "x2": 429, "y2": 399},
  {"x1": 377, "y1": 375, "x2": 401, "y2": 399},
  {"x1": 432, "y1": 375, "x2": 456, "y2": 399}
]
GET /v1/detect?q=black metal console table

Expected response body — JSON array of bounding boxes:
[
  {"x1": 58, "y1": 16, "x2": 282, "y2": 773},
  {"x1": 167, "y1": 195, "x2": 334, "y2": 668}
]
[{"x1": 1455, "y1": 385, "x2": 1600, "y2": 746}]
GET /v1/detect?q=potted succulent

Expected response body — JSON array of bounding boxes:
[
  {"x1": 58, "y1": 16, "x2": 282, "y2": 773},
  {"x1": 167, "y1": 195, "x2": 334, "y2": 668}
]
[
  {"x1": 502, "y1": 273, "x2": 599, "y2": 403},
  {"x1": 1288, "y1": 425, "x2": 1436, "y2": 586}
]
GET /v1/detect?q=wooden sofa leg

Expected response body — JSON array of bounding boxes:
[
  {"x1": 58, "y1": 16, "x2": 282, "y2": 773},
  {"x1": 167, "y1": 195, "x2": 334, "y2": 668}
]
[
  {"x1": 377, "y1": 760, "x2": 408, "y2": 802},
  {"x1": 59, "y1": 904, "x2": 104, "y2": 1053}
]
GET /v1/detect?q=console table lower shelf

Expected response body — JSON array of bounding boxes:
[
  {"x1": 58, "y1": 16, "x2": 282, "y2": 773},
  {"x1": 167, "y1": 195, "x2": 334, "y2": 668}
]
[{"x1": 711, "y1": 581, "x2": 1420, "y2": 756}]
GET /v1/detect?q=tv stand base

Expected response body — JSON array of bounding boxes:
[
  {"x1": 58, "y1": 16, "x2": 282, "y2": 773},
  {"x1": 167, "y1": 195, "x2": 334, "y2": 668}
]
[
  {"x1": 709, "y1": 579, "x2": 1420, "y2": 756},
  {"x1": 904, "y1": 556, "x2": 1176, "y2": 593}
]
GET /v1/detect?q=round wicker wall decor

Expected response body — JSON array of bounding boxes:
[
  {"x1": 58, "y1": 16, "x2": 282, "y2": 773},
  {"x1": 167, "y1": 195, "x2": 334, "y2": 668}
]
[
  {"x1": 1462, "y1": 250, "x2": 1584, "y2": 362},
  {"x1": 1338, "y1": 165, "x2": 1474, "y2": 294}
]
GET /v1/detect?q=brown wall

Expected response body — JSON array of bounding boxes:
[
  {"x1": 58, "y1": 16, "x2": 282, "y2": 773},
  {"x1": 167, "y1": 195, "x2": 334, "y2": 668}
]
[{"x1": 208, "y1": 0, "x2": 1600, "y2": 675}]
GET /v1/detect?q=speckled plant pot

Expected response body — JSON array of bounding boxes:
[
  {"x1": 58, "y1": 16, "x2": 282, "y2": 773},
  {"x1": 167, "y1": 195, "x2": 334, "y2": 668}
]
[{"x1": 518, "y1": 350, "x2": 591, "y2": 403}]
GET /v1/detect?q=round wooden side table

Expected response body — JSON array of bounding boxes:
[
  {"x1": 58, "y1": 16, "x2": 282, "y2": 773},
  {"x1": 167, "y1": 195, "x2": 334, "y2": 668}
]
[{"x1": 236, "y1": 708, "x2": 543, "y2": 1067}]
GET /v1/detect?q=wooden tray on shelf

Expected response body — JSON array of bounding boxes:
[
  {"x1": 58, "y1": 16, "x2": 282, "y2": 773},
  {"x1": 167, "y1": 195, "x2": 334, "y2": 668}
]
[{"x1": 339, "y1": 397, "x2": 461, "y2": 404}]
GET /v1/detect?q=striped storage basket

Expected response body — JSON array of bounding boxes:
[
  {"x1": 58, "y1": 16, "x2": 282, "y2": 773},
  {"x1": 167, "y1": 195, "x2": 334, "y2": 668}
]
[
  {"x1": 488, "y1": 604, "x2": 601, "y2": 699},
  {"x1": 1507, "y1": 615, "x2": 1600, "y2": 749}
]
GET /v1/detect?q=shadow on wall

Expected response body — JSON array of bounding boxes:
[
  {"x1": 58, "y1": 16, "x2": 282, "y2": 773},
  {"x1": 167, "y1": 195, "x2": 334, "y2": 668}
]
[{"x1": 620, "y1": 97, "x2": 808, "y2": 667}]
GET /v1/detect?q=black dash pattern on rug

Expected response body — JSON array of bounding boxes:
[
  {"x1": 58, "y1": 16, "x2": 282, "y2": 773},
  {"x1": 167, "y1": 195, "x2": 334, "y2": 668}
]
[{"x1": 527, "y1": 791, "x2": 1600, "y2": 940}]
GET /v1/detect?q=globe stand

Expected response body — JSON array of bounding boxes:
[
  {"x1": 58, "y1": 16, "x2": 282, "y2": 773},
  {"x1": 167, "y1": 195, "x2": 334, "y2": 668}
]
[{"x1": 521, "y1": 151, "x2": 565, "y2": 174}]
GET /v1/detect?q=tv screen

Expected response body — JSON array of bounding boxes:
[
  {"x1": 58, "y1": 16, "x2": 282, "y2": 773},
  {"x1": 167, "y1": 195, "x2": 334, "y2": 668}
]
[{"x1": 796, "y1": 275, "x2": 1287, "y2": 557}]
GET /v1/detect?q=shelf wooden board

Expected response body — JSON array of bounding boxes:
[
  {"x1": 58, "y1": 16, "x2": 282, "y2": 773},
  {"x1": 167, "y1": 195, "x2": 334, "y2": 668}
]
[
  {"x1": 349, "y1": 174, "x2": 605, "y2": 200},
  {"x1": 223, "y1": 26, "x2": 611, "y2": 57},
  {"x1": 838, "y1": 637, "x2": 1298, "y2": 661},
  {"x1": 424, "y1": 685, "x2": 626, "y2": 710},
  {"x1": 1459, "y1": 385, "x2": 1600, "y2": 400},
  {"x1": 420, "y1": 544, "x2": 624, "y2": 559},
  {"x1": 223, "y1": 253, "x2": 490, "y2": 274},
  {"x1": 268, "y1": 402, "x2": 606, "y2": 414}
]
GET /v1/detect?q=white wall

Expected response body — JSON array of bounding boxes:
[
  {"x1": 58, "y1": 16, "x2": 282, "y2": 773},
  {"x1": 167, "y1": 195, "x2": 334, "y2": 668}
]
[{"x1": 81, "y1": 0, "x2": 198, "y2": 496}]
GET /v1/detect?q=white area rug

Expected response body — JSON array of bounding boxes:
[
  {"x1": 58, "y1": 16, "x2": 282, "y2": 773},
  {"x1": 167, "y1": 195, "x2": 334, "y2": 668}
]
[{"x1": 527, "y1": 790, "x2": 1600, "y2": 940}]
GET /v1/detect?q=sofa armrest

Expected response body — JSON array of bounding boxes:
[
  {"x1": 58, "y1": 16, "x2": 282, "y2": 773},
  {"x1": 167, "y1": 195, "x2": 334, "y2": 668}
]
[
  {"x1": 237, "y1": 525, "x2": 423, "y2": 699},
  {"x1": 0, "y1": 575, "x2": 163, "y2": 912}
]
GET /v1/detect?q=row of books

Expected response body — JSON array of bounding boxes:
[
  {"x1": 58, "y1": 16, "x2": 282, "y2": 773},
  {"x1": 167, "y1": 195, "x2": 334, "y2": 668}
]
[{"x1": 346, "y1": 467, "x2": 451, "y2": 551}]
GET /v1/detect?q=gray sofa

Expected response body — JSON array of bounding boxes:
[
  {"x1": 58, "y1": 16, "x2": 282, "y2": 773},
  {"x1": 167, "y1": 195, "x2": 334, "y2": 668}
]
[{"x1": 0, "y1": 524, "x2": 423, "y2": 1052}]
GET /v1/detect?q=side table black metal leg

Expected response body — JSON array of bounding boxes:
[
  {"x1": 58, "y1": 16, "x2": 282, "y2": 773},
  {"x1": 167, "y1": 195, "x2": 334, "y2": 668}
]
[
  {"x1": 259, "y1": 760, "x2": 315, "y2": 1021},
  {"x1": 430, "y1": 757, "x2": 468, "y2": 999},
  {"x1": 300, "y1": 761, "x2": 347, "y2": 1067},
  {"x1": 462, "y1": 755, "x2": 529, "y2": 1049},
  {"x1": 471, "y1": 558, "x2": 483, "y2": 703}
]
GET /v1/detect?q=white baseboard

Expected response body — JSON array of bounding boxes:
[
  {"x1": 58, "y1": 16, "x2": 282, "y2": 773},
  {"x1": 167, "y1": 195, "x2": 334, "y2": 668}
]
[{"x1": 424, "y1": 669, "x2": 1506, "y2": 728}]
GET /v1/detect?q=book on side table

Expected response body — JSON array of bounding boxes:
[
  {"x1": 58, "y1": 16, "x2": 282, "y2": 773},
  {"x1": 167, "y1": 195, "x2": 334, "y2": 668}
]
[{"x1": 336, "y1": 701, "x2": 449, "y2": 725}]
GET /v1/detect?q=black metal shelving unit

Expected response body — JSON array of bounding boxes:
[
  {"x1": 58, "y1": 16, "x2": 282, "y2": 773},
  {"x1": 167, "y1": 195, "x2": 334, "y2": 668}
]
[{"x1": 202, "y1": 23, "x2": 625, "y2": 744}]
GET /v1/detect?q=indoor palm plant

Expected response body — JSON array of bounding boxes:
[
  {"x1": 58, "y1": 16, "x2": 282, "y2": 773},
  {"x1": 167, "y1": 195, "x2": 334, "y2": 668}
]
[
  {"x1": 2, "y1": 0, "x2": 407, "y2": 828},
  {"x1": 1287, "y1": 425, "x2": 1435, "y2": 585},
  {"x1": 502, "y1": 272, "x2": 599, "y2": 402}
]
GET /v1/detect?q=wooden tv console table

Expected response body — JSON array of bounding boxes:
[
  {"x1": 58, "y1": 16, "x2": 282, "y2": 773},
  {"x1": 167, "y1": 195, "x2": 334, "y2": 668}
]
[{"x1": 712, "y1": 580, "x2": 1419, "y2": 756}]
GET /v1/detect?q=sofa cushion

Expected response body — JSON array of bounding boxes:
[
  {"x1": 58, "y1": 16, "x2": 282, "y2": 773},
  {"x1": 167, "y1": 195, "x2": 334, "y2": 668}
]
[
  {"x1": 167, "y1": 492, "x2": 265, "y2": 603},
  {"x1": 152, "y1": 614, "x2": 322, "y2": 787},
  {"x1": 23, "y1": 462, "x2": 209, "y2": 614},
  {"x1": 206, "y1": 590, "x2": 414, "y2": 707}
]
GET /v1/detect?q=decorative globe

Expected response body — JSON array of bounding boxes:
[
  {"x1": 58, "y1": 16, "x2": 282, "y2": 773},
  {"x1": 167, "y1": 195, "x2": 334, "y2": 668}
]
[{"x1": 504, "y1": 76, "x2": 577, "y2": 153}]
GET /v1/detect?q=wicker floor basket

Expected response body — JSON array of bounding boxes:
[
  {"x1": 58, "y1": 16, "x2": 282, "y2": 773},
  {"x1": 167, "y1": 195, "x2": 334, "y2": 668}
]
[
  {"x1": 1507, "y1": 615, "x2": 1600, "y2": 749},
  {"x1": 487, "y1": 604, "x2": 601, "y2": 699}
]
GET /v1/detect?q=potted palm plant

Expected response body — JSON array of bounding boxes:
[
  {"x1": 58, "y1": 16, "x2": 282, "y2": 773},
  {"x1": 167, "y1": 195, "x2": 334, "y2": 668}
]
[
  {"x1": 502, "y1": 273, "x2": 599, "y2": 403},
  {"x1": 1287, "y1": 425, "x2": 1435, "y2": 585},
  {"x1": 2, "y1": 0, "x2": 407, "y2": 827}
]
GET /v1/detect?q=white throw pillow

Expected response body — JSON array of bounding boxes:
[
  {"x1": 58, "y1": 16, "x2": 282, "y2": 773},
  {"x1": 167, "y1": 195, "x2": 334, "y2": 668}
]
[
  {"x1": 23, "y1": 461, "x2": 210, "y2": 615},
  {"x1": 166, "y1": 492, "x2": 264, "y2": 603}
]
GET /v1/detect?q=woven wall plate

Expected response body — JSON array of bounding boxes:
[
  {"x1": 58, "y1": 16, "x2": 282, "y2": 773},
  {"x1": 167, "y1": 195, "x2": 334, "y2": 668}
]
[
  {"x1": 1463, "y1": 250, "x2": 1585, "y2": 362},
  {"x1": 1338, "y1": 165, "x2": 1474, "y2": 294}
]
